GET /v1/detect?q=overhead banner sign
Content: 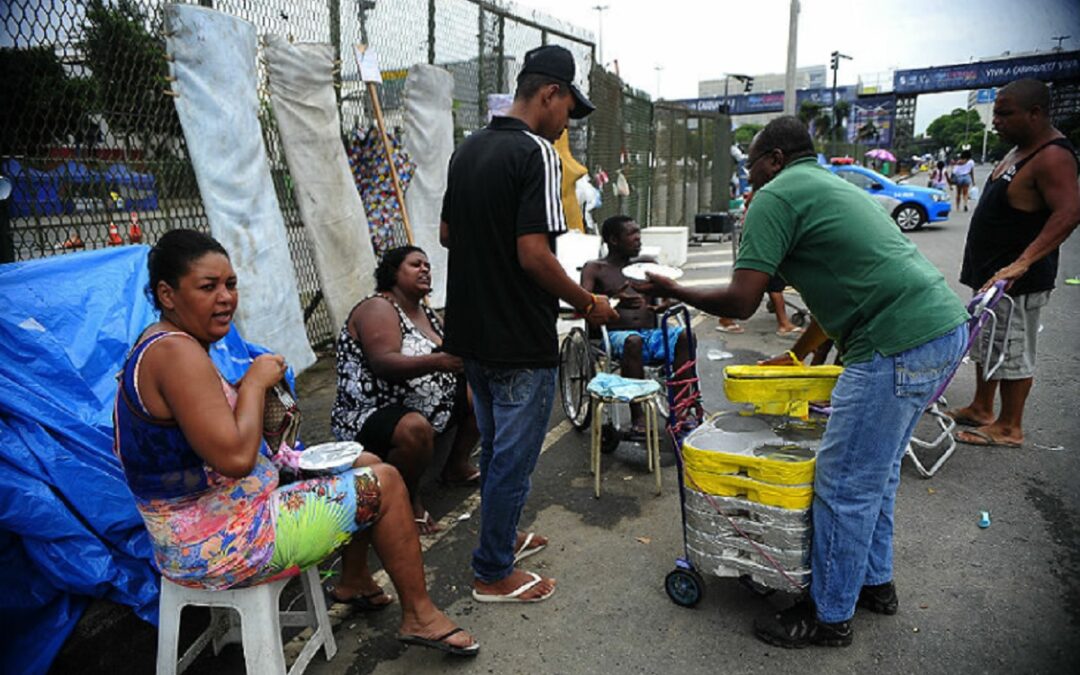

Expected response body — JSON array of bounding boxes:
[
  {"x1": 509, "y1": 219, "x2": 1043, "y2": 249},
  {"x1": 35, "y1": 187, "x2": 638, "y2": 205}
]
[
  {"x1": 675, "y1": 85, "x2": 856, "y2": 116},
  {"x1": 894, "y1": 51, "x2": 1080, "y2": 95}
]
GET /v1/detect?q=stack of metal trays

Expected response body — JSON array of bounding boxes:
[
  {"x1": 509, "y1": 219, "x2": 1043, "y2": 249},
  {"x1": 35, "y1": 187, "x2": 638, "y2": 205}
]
[{"x1": 681, "y1": 414, "x2": 824, "y2": 589}]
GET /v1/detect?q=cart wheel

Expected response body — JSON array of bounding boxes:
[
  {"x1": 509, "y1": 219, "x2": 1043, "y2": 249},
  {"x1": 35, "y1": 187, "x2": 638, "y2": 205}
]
[
  {"x1": 558, "y1": 327, "x2": 595, "y2": 430},
  {"x1": 791, "y1": 310, "x2": 807, "y2": 327},
  {"x1": 600, "y1": 423, "x2": 620, "y2": 455},
  {"x1": 665, "y1": 568, "x2": 705, "y2": 608}
]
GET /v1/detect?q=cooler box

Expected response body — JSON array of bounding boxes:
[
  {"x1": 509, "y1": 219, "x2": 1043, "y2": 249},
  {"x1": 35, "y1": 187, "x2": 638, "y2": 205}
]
[{"x1": 723, "y1": 364, "x2": 842, "y2": 418}]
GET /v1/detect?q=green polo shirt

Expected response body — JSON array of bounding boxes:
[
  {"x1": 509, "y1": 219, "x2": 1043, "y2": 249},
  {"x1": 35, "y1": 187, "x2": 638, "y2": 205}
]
[{"x1": 736, "y1": 157, "x2": 968, "y2": 364}]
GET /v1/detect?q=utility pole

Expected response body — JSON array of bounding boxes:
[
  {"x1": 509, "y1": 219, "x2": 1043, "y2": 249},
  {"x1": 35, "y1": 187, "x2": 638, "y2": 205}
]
[
  {"x1": 784, "y1": 0, "x2": 800, "y2": 115},
  {"x1": 830, "y1": 50, "x2": 852, "y2": 143},
  {"x1": 592, "y1": 5, "x2": 609, "y2": 68}
]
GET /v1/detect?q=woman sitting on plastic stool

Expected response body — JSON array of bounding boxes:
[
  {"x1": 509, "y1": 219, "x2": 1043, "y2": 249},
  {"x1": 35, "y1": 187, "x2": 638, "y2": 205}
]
[{"x1": 113, "y1": 229, "x2": 477, "y2": 656}]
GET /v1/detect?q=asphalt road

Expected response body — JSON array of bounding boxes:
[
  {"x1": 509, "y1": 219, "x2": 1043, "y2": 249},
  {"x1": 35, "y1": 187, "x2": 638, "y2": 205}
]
[{"x1": 186, "y1": 188, "x2": 1079, "y2": 675}]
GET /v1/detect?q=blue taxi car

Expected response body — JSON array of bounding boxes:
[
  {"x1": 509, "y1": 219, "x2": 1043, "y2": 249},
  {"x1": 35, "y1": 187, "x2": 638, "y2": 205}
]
[{"x1": 826, "y1": 163, "x2": 951, "y2": 231}]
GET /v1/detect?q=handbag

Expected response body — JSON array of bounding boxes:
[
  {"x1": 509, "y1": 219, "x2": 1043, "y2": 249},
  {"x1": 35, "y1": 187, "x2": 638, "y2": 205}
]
[{"x1": 263, "y1": 382, "x2": 301, "y2": 452}]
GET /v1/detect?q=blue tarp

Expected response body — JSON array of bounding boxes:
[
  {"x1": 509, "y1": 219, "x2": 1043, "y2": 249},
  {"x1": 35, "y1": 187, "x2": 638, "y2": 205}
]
[{"x1": 0, "y1": 246, "x2": 292, "y2": 675}]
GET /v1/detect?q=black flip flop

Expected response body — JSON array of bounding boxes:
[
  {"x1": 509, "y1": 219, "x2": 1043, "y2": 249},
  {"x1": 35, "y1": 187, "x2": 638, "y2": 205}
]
[
  {"x1": 323, "y1": 583, "x2": 393, "y2": 612},
  {"x1": 397, "y1": 627, "x2": 480, "y2": 657}
]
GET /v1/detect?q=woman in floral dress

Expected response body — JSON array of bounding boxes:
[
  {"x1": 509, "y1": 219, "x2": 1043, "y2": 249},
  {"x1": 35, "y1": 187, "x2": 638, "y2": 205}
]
[{"x1": 113, "y1": 230, "x2": 477, "y2": 656}]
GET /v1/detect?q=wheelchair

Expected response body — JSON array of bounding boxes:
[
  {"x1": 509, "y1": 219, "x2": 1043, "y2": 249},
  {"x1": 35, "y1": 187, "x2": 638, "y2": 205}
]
[{"x1": 557, "y1": 305, "x2": 697, "y2": 454}]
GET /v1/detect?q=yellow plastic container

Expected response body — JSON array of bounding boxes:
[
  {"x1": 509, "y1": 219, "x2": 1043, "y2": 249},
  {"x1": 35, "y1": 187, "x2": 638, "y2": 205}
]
[
  {"x1": 682, "y1": 470, "x2": 814, "y2": 510},
  {"x1": 682, "y1": 439, "x2": 815, "y2": 486},
  {"x1": 723, "y1": 364, "x2": 843, "y2": 417}
]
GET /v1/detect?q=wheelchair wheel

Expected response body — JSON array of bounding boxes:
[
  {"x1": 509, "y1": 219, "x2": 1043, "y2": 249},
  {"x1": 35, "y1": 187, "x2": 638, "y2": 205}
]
[
  {"x1": 600, "y1": 423, "x2": 620, "y2": 454},
  {"x1": 558, "y1": 327, "x2": 595, "y2": 430}
]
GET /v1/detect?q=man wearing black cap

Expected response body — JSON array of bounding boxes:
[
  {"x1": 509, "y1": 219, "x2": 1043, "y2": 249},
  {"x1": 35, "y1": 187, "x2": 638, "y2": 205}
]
[{"x1": 440, "y1": 44, "x2": 616, "y2": 604}]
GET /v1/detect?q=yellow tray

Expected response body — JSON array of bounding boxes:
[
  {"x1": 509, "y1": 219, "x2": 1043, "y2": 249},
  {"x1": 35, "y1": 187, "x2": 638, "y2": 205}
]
[
  {"x1": 723, "y1": 365, "x2": 842, "y2": 417},
  {"x1": 682, "y1": 440, "x2": 815, "y2": 486},
  {"x1": 682, "y1": 469, "x2": 813, "y2": 510}
]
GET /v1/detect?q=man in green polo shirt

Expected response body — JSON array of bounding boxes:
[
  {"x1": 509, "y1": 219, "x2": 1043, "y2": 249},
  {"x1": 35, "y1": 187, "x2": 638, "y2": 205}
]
[{"x1": 639, "y1": 116, "x2": 969, "y2": 648}]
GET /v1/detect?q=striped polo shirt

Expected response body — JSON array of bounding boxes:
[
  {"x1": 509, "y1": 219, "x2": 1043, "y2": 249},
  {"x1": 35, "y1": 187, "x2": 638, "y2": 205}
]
[{"x1": 441, "y1": 115, "x2": 568, "y2": 367}]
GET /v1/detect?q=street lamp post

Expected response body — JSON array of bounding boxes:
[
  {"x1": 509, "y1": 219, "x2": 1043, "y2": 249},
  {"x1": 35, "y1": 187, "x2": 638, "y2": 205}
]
[
  {"x1": 592, "y1": 5, "x2": 609, "y2": 68},
  {"x1": 784, "y1": 0, "x2": 800, "y2": 115},
  {"x1": 830, "y1": 50, "x2": 852, "y2": 144},
  {"x1": 654, "y1": 63, "x2": 664, "y2": 100}
]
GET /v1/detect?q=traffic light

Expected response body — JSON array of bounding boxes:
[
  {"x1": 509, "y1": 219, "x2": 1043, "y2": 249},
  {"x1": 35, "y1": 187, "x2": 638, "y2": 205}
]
[
  {"x1": 743, "y1": 77, "x2": 754, "y2": 93},
  {"x1": 830, "y1": 51, "x2": 839, "y2": 70}
]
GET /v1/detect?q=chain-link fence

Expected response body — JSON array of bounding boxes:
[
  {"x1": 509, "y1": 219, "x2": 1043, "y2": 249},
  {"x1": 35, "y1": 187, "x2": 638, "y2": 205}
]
[
  {"x1": 2, "y1": 0, "x2": 730, "y2": 347},
  {"x1": 650, "y1": 103, "x2": 730, "y2": 228}
]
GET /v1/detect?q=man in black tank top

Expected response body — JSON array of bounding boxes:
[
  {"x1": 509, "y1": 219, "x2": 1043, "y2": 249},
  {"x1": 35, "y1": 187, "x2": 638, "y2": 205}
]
[{"x1": 951, "y1": 78, "x2": 1080, "y2": 448}]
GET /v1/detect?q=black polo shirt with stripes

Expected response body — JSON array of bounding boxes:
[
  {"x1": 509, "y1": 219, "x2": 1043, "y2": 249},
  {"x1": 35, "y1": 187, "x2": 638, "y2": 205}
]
[{"x1": 441, "y1": 115, "x2": 567, "y2": 367}]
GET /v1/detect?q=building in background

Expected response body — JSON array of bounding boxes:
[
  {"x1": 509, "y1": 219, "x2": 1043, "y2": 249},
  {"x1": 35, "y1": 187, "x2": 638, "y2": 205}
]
[{"x1": 699, "y1": 65, "x2": 826, "y2": 97}]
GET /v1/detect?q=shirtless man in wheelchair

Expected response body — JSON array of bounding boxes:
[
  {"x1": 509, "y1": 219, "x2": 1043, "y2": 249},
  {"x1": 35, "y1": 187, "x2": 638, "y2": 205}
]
[{"x1": 580, "y1": 215, "x2": 691, "y2": 435}]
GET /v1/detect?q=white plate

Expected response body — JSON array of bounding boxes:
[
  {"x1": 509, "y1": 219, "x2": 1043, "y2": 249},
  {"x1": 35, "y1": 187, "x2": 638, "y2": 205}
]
[
  {"x1": 622, "y1": 262, "x2": 684, "y2": 281},
  {"x1": 299, "y1": 441, "x2": 364, "y2": 473}
]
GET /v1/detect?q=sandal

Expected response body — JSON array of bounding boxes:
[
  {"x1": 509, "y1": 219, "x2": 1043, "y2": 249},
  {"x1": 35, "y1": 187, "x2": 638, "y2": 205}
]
[
  {"x1": 415, "y1": 510, "x2": 442, "y2": 535},
  {"x1": 398, "y1": 627, "x2": 479, "y2": 656},
  {"x1": 323, "y1": 583, "x2": 394, "y2": 611},
  {"x1": 513, "y1": 532, "x2": 548, "y2": 564}
]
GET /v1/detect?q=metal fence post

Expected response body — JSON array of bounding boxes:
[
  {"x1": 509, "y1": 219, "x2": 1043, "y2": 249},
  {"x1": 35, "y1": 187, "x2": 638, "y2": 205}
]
[
  {"x1": 428, "y1": 0, "x2": 436, "y2": 65},
  {"x1": 477, "y1": 6, "x2": 486, "y2": 123}
]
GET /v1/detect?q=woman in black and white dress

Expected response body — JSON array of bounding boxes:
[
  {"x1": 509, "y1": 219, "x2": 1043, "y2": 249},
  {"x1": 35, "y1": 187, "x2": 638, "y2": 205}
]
[{"x1": 332, "y1": 246, "x2": 479, "y2": 534}]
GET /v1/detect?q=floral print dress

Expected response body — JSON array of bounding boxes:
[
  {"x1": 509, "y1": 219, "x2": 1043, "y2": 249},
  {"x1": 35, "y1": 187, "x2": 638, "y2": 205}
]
[
  {"x1": 331, "y1": 294, "x2": 460, "y2": 442},
  {"x1": 113, "y1": 331, "x2": 379, "y2": 590}
]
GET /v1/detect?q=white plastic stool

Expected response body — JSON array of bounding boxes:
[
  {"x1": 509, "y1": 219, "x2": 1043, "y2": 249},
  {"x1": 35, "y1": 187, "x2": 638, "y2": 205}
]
[
  {"x1": 589, "y1": 386, "x2": 663, "y2": 498},
  {"x1": 156, "y1": 566, "x2": 337, "y2": 675}
]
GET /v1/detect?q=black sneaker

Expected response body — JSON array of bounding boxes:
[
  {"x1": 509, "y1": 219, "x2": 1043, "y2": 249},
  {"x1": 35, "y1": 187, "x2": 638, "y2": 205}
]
[
  {"x1": 857, "y1": 581, "x2": 899, "y2": 615},
  {"x1": 753, "y1": 598, "x2": 853, "y2": 648}
]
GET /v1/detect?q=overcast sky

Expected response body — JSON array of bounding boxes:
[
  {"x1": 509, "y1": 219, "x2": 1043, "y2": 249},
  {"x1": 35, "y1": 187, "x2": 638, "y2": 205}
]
[{"x1": 521, "y1": 0, "x2": 1080, "y2": 133}]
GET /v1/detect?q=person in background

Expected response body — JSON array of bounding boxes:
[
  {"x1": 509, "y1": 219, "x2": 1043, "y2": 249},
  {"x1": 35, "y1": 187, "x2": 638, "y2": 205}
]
[
  {"x1": 929, "y1": 160, "x2": 949, "y2": 191},
  {"x1": 952, "y1": 149, "x2": 976, "y2": 211},
  {"x1": 948, "y1": 78, "x2": 1080, "y2": 448}
]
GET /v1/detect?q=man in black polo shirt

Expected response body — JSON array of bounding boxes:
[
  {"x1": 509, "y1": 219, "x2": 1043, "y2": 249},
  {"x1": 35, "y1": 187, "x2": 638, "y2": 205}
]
[{"x1": 440, "y1": 45, "x2": 617, "y2": 603}]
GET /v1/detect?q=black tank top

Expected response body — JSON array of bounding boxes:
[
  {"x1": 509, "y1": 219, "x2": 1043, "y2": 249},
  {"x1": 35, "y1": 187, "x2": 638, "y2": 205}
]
[{"x1": 960, "y1": 137, "x2": 1079, "y2": 296}]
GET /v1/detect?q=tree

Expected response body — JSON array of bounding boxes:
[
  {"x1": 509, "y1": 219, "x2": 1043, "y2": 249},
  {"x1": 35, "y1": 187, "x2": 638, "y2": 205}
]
[
  {"x1": 925, "y1": 108, "x2": 985, "y2": 154},
  {"x1": 798, "y1": 100, "x2": 832, "y2": 141},
  {"x1": 0, "y1": 47, "x2": 95, "y2": 156},
  {"x1": 81, "y1": 0, "x2": 182, "y2": 155},
  {"x1": 734, "y1": 123, "x2": 763, "y2": 146},
  {"x1": 834, "y1": 100, "x2": 851, "y2": 129}
]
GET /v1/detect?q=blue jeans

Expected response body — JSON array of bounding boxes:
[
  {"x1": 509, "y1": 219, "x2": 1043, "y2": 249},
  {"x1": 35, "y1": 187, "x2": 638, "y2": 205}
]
[
  {"x1": 464, "y1": 361, "x2": 557, "y2": 583},
  {"x1": 811, "y1": 325, "x2": 966, "y2": 623}
]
